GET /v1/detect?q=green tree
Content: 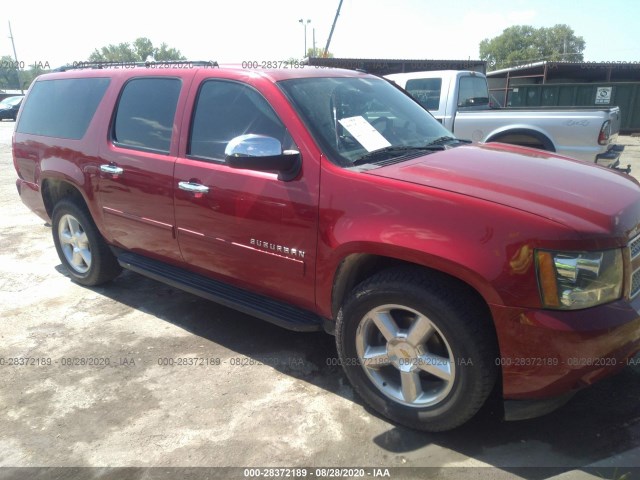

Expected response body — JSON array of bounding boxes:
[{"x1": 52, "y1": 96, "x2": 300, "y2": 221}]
[
  {"x1": 21, "y1": 61, "x2": 51, "y2": 89},
  {"x1": 480, "y1": 24, "x2": 585, "y2": 71},
  {"x1": 306, "y1": 47, "x2": 334, "y2": 58},
  {"x1": 0, "y1": 57, "x2": 52, "y2": 91},
  {"x1": 0, "y1": 55, "x2": 20, "y2": 89},
  {"x1": 88, "y1": 37, "x2": 186, "y2": 62},
  {"x1": 154, "y1": 42, "x2": 186, "y2": 61}
]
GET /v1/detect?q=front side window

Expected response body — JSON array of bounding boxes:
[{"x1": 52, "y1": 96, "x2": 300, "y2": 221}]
[
  {"x1": 279, "y1": 76, "x2": 452, "y2": 167},
  {"x1": 189, "y1": 80, "x2": 293, "y2": 161},
  {"x1": 17, "y1": 78, "x2": 110, "y2": 139},
  {"x1": 113, "y1": 77, "x2": 181, "y2": 153},
  {"x1": 405, "y1": 78, "x2": 442, "y2": 110}
]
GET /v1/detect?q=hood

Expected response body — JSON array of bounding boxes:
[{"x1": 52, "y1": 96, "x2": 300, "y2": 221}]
[{"x1": 368, "y1": 143, "x2": 640, "y2": 239}]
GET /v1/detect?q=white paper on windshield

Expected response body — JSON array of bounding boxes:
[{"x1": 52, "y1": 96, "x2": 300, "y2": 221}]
[{"x1": 338, "y1": 116, "x2": 392, "y2": 152}]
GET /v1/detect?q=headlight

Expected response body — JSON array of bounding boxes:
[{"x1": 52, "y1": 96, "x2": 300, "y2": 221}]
[{"x1": 535, "y1": 249, "x2": 623, "y2": 309}]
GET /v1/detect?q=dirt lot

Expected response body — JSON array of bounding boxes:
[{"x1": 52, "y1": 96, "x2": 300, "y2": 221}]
[{"x1": 1, "y1": 120, "x2": 640, "y2": 480}]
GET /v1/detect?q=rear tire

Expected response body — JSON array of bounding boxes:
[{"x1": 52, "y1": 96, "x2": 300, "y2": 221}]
[
  {"x1": 52, "y1": 199, "x2": 121, "y2": 286},
  {"x1": 336, "y1": 267, "x2": 497, "y2": 432}
]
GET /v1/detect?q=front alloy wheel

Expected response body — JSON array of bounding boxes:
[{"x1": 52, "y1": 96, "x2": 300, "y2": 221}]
[
  {"x1": 356, "y1": 304, "x2": 455, "y2": 408},
  {"x1": 336, "y1": 268, "x2": 497, "y2": 432}
]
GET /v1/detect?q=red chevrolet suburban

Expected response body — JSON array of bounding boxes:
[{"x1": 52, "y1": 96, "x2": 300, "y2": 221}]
[{"x1": 13, "y1": 62, "x2": 640, "y2": 431}]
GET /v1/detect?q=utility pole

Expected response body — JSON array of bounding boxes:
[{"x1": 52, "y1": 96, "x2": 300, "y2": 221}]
[
  {"x1": 298, "y1": 19, "x2": 311, "y2": 58},
  {"x1": 324, "y1": 0, "x2": 343, "y2": 57},
  {"x1": 8, "y1": 21, "x2": 24, "y2": 94},
  {"x1": 312, "y1": 28, "x2": 316, "y2": 57}
]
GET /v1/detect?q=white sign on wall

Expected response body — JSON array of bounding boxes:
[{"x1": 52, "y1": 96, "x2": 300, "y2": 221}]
[{"x1": 595, "y1": 87, "x2": 612, "y2": 105}]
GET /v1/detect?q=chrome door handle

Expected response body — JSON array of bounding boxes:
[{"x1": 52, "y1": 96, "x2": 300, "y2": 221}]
[
  {"x1": 100, "y1": 164, "x2": 124, "y2": 175},
  {"x1": 178, "y1": 181, "x2": 210, "y2": 194}
]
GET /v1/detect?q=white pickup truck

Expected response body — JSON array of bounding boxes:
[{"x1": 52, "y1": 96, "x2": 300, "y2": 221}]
[{"x1": 386, "y1": 70, "x2": 627, "y2": 169}]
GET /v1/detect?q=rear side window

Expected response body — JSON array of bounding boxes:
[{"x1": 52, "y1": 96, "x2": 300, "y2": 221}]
[
  {"x1": 457, "y1": 76, "x2": 489, "y2": 107},
  {"x1": 17, "y1": 78, "x2": 110, "y2": 139},
  {"x1": 113, "y1": 78, "x2": 181, "y2": 153},
  {"x1": 405, "y1": 78, "x2": 442, "y2": 110}
]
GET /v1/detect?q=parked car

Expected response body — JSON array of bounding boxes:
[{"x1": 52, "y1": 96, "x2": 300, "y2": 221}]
[
  {"x1": 0, "y1": 95, "x2": 23, "y2": 121},
  {"x1": 386, "y1": 70, "x2": 627, "y2": 170},
  {"x1": 13, "y1": 63, "x2": 640, "y2": 432}
]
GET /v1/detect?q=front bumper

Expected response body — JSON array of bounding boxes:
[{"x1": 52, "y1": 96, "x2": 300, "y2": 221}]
[{"x1": 491, "y1": 296, "x2": 640, "y2": 404}]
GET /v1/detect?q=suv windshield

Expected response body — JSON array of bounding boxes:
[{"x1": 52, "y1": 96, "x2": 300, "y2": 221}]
[
  {"x1": 1, "y1": 96, "x2": 22, "y2": 107},
  {"x1": 278, "y1": 76, "x2": 454, "y2": 167}
]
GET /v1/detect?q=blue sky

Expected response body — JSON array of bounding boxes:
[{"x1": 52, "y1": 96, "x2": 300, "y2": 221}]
[{"x1": 1, "y1": 0, "x2": 638, "y2": 68}]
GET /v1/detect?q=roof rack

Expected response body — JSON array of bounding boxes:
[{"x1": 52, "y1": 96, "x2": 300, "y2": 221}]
[{"x1": 53, "y1": 60, "x2": 219, "y2": 72}]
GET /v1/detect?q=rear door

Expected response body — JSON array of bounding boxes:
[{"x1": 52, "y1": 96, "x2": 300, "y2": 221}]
[
  {"x1": 97, "y1": 73, "x2": 192, "y2": 261},
  {"x1": 173, "y1": 74, "x2": 320, "y2": 310}
]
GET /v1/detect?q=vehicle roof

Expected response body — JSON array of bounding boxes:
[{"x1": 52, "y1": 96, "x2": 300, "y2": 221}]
[
  {"x1": 385, "y1": 70, "x2": 483, "y2": 80},
  {"x1": 35, "y1": 65, "x2": 373, "y2": 83}
]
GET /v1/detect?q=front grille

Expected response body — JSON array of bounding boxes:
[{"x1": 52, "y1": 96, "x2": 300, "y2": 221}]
[
  {"x1": 630, "y1": 234, "x2": 640, "y2": 260},
  {"x1": 632, "y1": 269, "x2": 640, "y2": 299},
  {"x1": 629, "y1": 233, "x2": 640, "y2": 299}
]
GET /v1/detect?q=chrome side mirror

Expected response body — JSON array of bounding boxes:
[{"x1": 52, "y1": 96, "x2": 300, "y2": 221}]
[{"x1": 224, "y1": 134, "x2": 301, "y2": 182}]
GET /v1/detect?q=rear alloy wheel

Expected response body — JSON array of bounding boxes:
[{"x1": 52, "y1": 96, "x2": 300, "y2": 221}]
[
  {"x1": 336, "y1": 268, "x2": 497, "y2": 432},
  {"x1": 52, "y1": 199, "x2": 121, "y2": 286},
  {"x1": 57, "y1": 213, "x2": 92, "y2": 275}
]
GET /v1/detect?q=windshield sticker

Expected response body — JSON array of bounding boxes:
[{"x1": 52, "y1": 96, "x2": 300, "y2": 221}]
[{"x1": 338, "y1": 116, "x2": 392, "y2": 152}]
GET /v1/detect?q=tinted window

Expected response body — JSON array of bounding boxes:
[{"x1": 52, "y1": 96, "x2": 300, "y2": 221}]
[
  {"x1": 458, "y1": 76, "x2": 489, "y2": 107},
  {"x1": 405, "y1": 78, "x2": 442, "y2": 110},
  {"x1": 17, "y1": 78, "x2": 110, "y2": 139},
  {"x1": 189, "y1": 80, "x2": 291, "y2": 161},
  {"x1": 113, "y1": 78, "x2": 181, "y2": 153}
]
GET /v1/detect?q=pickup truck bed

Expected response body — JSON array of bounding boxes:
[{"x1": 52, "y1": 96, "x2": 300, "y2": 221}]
[{"x1": 386, "y1": 70, "x2": 626, "y2": 168}]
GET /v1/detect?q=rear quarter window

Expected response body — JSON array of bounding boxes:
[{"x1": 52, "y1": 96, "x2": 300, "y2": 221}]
[{"x1": 17, "y1": 78, "x2": 110, "y2": 139}]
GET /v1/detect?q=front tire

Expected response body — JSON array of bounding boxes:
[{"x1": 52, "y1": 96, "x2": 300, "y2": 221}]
[
  {"x1": 52, "y1": 199, "x2": 121, "y2": 286},
  {"x1": 336, "y1": 268, "x2": 498, "y2": 432}
]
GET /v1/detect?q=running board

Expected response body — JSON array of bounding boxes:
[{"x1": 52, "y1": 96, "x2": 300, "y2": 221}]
[{"x1": 118, "y1": 252, "x2": 324, "y2": 332}]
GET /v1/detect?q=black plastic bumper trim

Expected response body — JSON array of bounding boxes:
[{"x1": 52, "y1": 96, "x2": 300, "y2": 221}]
[{"x1": 503, "y1": 391, "x2": 576, "y2": 421}]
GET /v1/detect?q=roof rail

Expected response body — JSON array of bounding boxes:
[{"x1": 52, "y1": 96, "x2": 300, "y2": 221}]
[{"x1": 53, "y1": 60, "x2": 219, "y2": 72}]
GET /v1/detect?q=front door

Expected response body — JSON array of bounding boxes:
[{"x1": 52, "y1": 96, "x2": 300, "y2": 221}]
[{"x1": 173, "y1": 78, "x2": 320, "y2": 309}]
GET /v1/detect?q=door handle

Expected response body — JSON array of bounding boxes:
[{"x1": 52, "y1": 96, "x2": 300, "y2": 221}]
[
  {"x1": 100, "y1": 164, "x2": 124, "y2": 176},
  {"x1": 178, "y1": 181, "x2": 210, "y2": 194}
]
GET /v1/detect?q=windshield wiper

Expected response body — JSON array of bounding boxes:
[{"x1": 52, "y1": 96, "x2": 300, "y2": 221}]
[
  {"x1": 426, "y1": 136, "x2": 463, "y2": 146},
  {"x1": 352, "y1": 145, "x2": 444, "y2": 166}
]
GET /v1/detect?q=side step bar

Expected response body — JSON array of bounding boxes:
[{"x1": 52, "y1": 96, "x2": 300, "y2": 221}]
[{"x1": 118, "y1": 252, "x2": 325, "y2": 332}]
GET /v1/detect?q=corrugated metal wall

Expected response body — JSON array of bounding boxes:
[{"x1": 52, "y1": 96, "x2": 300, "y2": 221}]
[{"x1": 507, "y1": 83, "x2": 640, "y2": 132}]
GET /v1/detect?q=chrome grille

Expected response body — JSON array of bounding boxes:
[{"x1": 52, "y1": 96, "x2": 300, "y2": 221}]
[
  {"x1": 630, "y1": 234, "x2": 640, "y2": 260},
  {"x1": 631, "y1": 269, "x2": 640, "y2": 299},
  {"x1": 629, "y1": 233, "x2": 640, "y2": 299}
]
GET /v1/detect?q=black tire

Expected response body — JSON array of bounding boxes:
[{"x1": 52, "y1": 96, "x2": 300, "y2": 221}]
[
  {"x1": 51, "y1": 199, "x2": 122, "y2": 286},
  {"x1": 336, "y1": 267, "x2": 498, "y2": 432}
]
